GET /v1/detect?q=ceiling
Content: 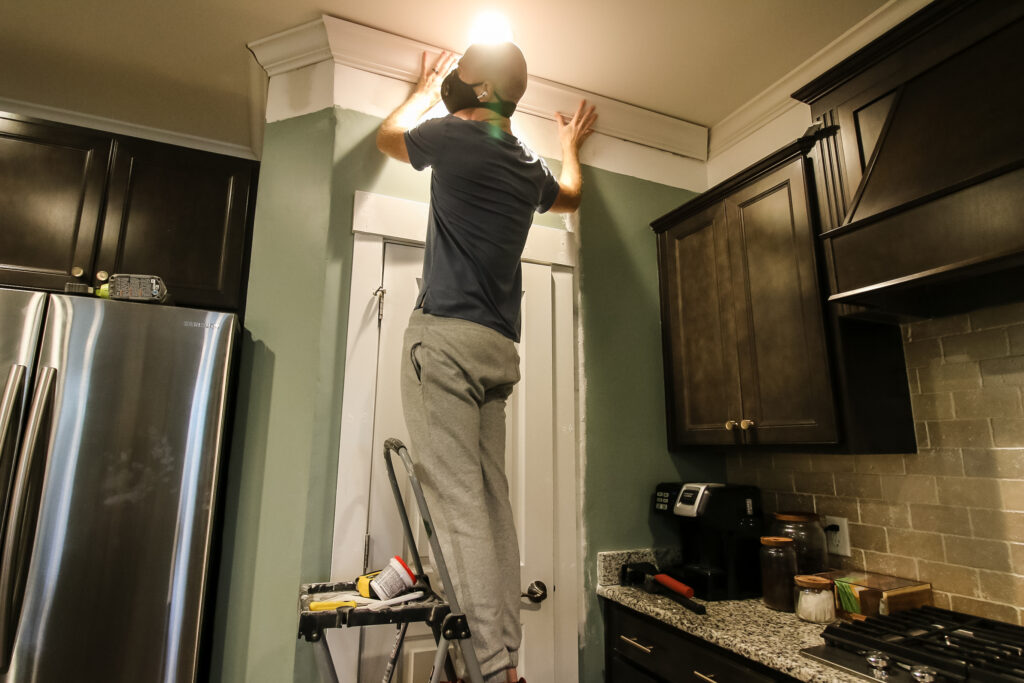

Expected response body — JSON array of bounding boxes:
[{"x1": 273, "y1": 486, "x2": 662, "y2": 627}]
[{"x1": 0, "y1": 0, "x2": 892, "y2": 156}]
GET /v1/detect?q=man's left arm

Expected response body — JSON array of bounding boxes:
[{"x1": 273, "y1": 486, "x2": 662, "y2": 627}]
[
  {"x1": 548, "y1": 100, "x2": 598, "y2": 214},
  {"x1": 377, "y1": 51, "x2": 457, "y2": 163}
]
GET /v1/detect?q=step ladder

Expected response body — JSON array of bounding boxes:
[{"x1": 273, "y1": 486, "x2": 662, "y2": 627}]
[{"x1": 298, "y1": 438, "x2": 486, "y2": 683}]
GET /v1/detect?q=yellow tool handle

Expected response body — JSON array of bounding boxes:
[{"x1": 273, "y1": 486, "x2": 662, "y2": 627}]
[{"x1": 308, "y1": 599, "x2": 357, "y2": 612}]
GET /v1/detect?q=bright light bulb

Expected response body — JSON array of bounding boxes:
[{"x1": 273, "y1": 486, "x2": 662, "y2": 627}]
[{"x1": 468, "y1": 11, "x2": 514, "y2": 45}]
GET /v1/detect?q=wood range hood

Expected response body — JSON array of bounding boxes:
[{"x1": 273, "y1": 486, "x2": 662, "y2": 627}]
[{"x1": 794, "y1": 0, "x2": 1024, "y2": 320}]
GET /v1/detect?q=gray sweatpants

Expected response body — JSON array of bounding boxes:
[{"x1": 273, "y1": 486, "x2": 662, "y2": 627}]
[{"x1": 400, "y1": 310, "x2": 522, "y2": 682}]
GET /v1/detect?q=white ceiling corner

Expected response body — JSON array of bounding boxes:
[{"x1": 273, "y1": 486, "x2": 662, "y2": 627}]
[
  {"x1": 708, "y1": 0, "x2": 935, "y2": 158},
  {"x1": 248, "y1": 16, "x2": 710, "y2": 162}
]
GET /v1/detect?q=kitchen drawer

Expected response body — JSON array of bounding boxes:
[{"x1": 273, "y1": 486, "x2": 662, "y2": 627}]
[
  {"x1": 608, "y1": 653, "x2": 662, "y2": 683},
  {"x1": 605, "y1": 601, "x2": 781, "y2": 683}
]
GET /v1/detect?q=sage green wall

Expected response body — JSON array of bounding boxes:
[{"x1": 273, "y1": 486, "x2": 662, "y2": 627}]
[
  {"x1": 210, "y1": 107, "x2": 433, "y2": 683},
  {"x1": 212, "y1": 105, "x2": 722, "y2": 683},
  {"x1": 574, "y1": 167, "x2": 725, "y2": 682}
]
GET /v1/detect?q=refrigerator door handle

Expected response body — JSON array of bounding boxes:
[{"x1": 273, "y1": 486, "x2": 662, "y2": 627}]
[
  {"x1": 0, "y1": 365, "x2": 28, "y2": 550},
  {"x1": 0, "y1": 365, "x2": 27, "y2": 469},
  {"x1": 0, "y1": 366, "x2": 56, "y2": 671}
]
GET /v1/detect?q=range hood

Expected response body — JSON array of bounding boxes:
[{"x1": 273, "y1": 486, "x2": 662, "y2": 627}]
[{"x1": 794, "y1": 0, "x2": 1024, "y2": 318}]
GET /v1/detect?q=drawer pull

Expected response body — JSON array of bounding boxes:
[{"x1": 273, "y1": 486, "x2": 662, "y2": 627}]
[
  {"x1": 619, "y1": 635, "x2": 653, "y2": 654},
  {"x1": 693, "y1": 672, "x2": 716, "y2": 682}
]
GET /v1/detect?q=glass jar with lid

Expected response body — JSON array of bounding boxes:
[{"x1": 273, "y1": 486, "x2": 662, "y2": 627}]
[
  {"x1": 760, "y1": 536, "x2": 797, "y2": 612},
  {"x1": 770, "y1": 512, "x2": 828, "y2": 574},
  {"x1": 794, "y1": 575, "x2": 836, "y2": 623}
]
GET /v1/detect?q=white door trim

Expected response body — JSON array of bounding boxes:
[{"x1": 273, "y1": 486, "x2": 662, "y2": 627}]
[
  {"x1": 351, "y1": 190, "x2": 578, "y2": 268},
  {"x1": 330, "y1": 191, "x2": 581, "y2": 683}
]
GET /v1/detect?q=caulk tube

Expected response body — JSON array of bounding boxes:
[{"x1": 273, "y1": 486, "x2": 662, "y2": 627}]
[{"x1": 369, "y1": 556, "x2": 416, "y2": 600}]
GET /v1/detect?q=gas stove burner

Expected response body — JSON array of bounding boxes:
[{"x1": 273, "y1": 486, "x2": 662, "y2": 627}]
[{"x1": 800, "y1": 606, "x2": 1024, "y2": 681}]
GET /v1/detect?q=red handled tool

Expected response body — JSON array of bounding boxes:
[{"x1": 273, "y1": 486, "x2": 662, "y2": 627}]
[
  {"x1": 620, "y1": 562, "x2": 706, "y2": 615},
  {"x1": 651, "y1": 572, "x2": 695, "y2": 599}
]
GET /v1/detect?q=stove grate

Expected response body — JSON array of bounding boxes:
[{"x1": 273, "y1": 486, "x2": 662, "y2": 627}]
[{"x1": 816, "y1": 606, "x2": 1024, "y2": 681}]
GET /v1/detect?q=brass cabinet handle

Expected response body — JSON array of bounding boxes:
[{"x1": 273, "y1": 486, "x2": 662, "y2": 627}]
[
  {"x1": 739, "y1": 419, "x2": 756, "y2": 431},
  {"x1": 95, "y1": 270, "x2": 109, "y2": 282},
  {"x1": 71, "y1": 266, "x2": 84, "y2": 278},
  {"x1": 619, "y1": 635, "x2": 653, "y2": 655},
  {"x1": 693, "y1": 672, "x2": 717, "y2": 682},
  {"x1": 724, "y1": 420, "x2": 738, "y2": 431}
]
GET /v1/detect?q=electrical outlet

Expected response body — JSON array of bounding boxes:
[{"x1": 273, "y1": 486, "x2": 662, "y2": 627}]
[{"x1": 824, "y1": 515, "x2": 851, "y2": 557}]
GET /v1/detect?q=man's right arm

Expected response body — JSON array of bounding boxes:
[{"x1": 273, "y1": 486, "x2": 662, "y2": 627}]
[
  {"x1": 377, "y1": 51, "x2": 456, "y2": 163},
  {"x1": 548, "y1": 100, "x2": 598, "y2": 214}
]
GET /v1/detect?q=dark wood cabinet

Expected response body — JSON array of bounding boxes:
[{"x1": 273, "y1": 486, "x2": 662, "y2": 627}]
[
  {"x1": 655, "y1": 148, "x2": 836, "y2": 448},
  {"x1": 98, "y1": 137, "x2": 256, "y2": 311},
  {"x1": 0, "y1": 112, "x2": 257, "y2": 312},
  {"x1": 604, "y1": 600, "x2": 796, "y2": 683},
  {"x1": 0, "y1": 116, "x2": 112, "y2": 292},
  {"x1": 795, "y1": 0, "x2": 1024, "y2": 318},
  {"x1": 724, "y1": 159, "x2": 836, "y2": 446},
  {"x1": 659, "y1": 203, "x2": 742, "y2": 446},
  {"x1": 654, "y1": 137, "x2": 915, "y2": 453}
]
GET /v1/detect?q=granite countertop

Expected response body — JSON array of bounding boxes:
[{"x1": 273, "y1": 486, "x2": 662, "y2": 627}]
[{"x1": 597, "y1": 550, "x2": 863, "y2": 683}]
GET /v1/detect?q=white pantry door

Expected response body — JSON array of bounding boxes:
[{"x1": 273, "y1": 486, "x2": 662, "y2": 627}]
[{"x1": 356, "y1": 242, "x2": 558, "y2": 682}]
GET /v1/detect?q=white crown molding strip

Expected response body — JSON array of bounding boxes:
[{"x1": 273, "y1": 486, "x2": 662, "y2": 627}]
[
  {"x1": 708, "y1": 0, "x2": 935, "y2": 159},
  {"x1": 0, "y1": 96, "x2": 257, "y2": 160},
  {"x1": 246, "y1": 18, "x2": 331, "y2": 77},
  {"x1": 352, "y1": 190, "x2": 577, "y2": 268},
  {"x1": 249, "y1": 16, "x2": 708, "y2": 162}
]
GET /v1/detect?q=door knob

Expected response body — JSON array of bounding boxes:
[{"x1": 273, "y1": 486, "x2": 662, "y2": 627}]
[
  {"x1": 739, "y1": 419, "x2": 756, "y2": 431},
  {"x1": 71, "y1": 266, "x2": 84, "y2": 278},
  {"x1": 95, "y1": 270, "x2": 109, "y2": 282},
  {"x1": 521, "y1": 580, "x2": 547, "y2": 603},
  {"x1": 724, "y1": 420, "x2": 738, "y2": 431}
]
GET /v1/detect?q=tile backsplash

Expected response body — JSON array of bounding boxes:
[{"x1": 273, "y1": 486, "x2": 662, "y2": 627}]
[{"x1": 726, "y1": 301, "x2": 1024, "y2": 625}]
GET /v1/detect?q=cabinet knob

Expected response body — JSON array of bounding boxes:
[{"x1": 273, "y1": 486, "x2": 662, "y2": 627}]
[
  {"x1": 724, "y1": 420, "x2": 738, "y2": 431},
  {"x1": 95, "y1": 270, "x2": 109, "y2": 282},
  {"x1": 70, "y1": 266, "x2": 84, "y2": 279},
  {"x1": 740, "y1": 419, "x2": 756, "y2": 431}
]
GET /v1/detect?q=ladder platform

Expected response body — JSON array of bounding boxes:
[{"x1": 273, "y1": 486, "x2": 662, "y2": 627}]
[
  {"x1": 298, "y1": 579, "x2": 452, "y2": 642},
  {"x1": 299, "y1": 439, "x2": 485, "y2": 682}
]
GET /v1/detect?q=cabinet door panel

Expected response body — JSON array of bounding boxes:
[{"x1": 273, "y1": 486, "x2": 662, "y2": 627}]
[
  {"x1": 97, "y1": 139, "x2": 255, "y2": 310},
  {"x1": 606, "y1": 602, "x2": 778, "y2": 683},
  {"x1": 834, "y1": 86, "x2": 899, "y2": 209},
  {"x1": 659, "y1": 205, "x2": 742, "y2": 447},
  {"x1": 0, "y1": 116, "x2": 111, "y2": 291},
  {"x1": 607, "y1": 653, "x2": 662, "y2": 683},
  {"x1": 726, "y1": 159, "x2": 837, "y2": 444}
]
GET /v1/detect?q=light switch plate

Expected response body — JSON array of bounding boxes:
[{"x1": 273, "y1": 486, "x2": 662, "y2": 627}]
[{"x1": 824, "y1": 515, "x2": 851, "y2": 557}]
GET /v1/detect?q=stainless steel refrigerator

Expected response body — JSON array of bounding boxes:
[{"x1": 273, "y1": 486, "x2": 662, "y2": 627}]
[{"x1": 0, "y1": 287, "x2": 236, "y2": 682}]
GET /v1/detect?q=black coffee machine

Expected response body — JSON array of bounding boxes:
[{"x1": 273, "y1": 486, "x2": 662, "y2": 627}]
[{"x1": 653, "y1": 482, "x2": 763, "y2": 601}]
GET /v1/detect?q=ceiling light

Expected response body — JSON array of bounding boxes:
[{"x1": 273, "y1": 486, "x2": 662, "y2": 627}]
[{"x1": 468, "y1": 11, "x2": 514, "y2": 45}]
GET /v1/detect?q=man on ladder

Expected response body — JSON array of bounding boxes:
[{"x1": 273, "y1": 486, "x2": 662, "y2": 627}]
[{"x1": 376, "y1": 42, "x2": 596, "y2": 683}]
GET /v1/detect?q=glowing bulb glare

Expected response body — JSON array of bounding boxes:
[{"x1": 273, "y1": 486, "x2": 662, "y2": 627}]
[{"x1": 469, "y1": 11, "x2": 514, "y2": 45}]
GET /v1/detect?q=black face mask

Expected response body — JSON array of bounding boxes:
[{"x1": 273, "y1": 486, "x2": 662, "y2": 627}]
[{"x1": 440, "y1": 70, "x2": 517, "y2": 118}]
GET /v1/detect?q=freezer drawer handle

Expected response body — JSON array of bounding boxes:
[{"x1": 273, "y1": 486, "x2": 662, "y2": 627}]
[{"x1": 0, "y1": 366, "x2": 56, "y2": 670}]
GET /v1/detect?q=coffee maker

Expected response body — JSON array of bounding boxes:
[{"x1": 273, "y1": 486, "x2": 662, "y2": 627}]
[{"x1": 653, "y1": 482, "x2": 763, "y2": 600}]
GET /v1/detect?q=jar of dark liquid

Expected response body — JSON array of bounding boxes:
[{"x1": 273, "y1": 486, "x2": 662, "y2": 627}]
[
  {"x1": 760, "y1": 536, "x2": 797, "y2": 612},
  {"x1": 771, "y1": 512, "x2": 828, "y2": 575}
]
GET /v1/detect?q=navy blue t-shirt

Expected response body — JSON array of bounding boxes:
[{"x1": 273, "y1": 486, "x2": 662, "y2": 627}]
[{"x1": 404, "y1": 115, "x2": 560, "y2": 342}]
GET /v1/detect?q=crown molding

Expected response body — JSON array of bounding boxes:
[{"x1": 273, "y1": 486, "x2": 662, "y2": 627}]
[
  {"x1": 247, "y1": 18, "x2": 331, "y2": 77},
  {"x1": 708, "y1": 0, "x2": 934, "y2": 159},
  {"x1": 0, "y1": 97, "x2": 257, "y2": 159},
  {"x1": 248, "y1": 16, "x2": 708, "y2": 161}
]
